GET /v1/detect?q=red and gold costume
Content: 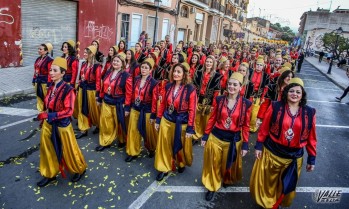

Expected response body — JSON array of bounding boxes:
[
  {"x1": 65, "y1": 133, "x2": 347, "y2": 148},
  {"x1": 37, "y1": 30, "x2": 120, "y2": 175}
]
[
  {"x1": 154, "y1": 83, "x2": 197, "y2": 173},
  {"x1": 202, "y1": 95, "x2": 251, "y2": 192},
  {"x1": 192, "y1": 69, "x2": 222, "y2": 140},
  {"x1": 126, "y1": 75, "x2": 159, "y2": 157},
  {"x1": 63, "y1": 55, "x2": 78, "y2": 86},
  {"x1": 32, "y1": 55, "x2": 53, "y2": 112},
  {"x1": 98, "y1": 69, "x2": 132, "y2": 146},
  {"x1": 77, "y1": 62, "x2": 102, "y2": 132},
  {"x1": 39, "y1": 80, "x2": 87, "y2": 179},
  {"x1": 250, "y1": 102, "x2": 317, "y2": 208}
]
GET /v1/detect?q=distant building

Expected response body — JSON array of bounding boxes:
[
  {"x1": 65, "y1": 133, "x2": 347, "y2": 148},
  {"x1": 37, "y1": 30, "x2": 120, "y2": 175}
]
[
  {"x1": 244, "y1": 17, "x2": 270, "y2": 42},
  {"x1": 298, "y1": 7, "x2": 349, "y2": 52}
]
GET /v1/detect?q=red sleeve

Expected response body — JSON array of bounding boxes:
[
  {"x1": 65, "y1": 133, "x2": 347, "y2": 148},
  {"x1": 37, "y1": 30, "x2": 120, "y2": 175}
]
[
  {"x1": 47, "y1": 61, "x2": 53, "y2": 83},
  {"x1": 169, "y1": 43, "x2": 173, "y2": 53},
  {"x1": 166, "y1": 51, "x2": 172, "y2": 64},
  {"x1": 257, "y1": 104, "x2": 273, "y2": 143},
  {"x1": 260, "y1": 86, "x2": 268, "y2": 101},
  {"x1": 242, "y1": 104, "x2": 251, "y2": 143},
  {"x1": 71, "y1": 59, "x2": 78, "y2": 85},
  {"x1": 134, "y1": 66, "x2": 140, "y2": 77},
  {"x1": 56, "y1": 89, "x2": 75, "y2": 119},
  {"x1": 212, "y1": 90, "x2": 220, "y2": 107},
  {"x1": 200, "y1": 54, "x2": 206, "y2": 65},
  {"x1": 187, "y1": 89, "x2": 197, "y2": 127},
  {"x1": 95, "y1": 65, "x2": 102, "y2": 92},
  {"x1": 151, "y1": 83, "x2": 159, "y2": 115},
  {"x1": 124, "y1": 75, "x2": 133, "y2": 107},
  {"x1": 306, "y1": 113, "x2": 317, "y2": 157},
  {"x1": 156, "y1": 85, "x2": 166, "y2": 120},
  {"x1": 204, "y1": 98, "x2": 218, "y2": 134}
]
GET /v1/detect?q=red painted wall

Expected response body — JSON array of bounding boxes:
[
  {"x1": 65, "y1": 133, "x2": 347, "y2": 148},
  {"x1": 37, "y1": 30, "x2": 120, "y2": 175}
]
[
  {"x1": 77, "y1": 0, "x2": 118, "y2": 58},
  {"x1": 0, "y1": 0, "x2": 22, "y2": 67}
]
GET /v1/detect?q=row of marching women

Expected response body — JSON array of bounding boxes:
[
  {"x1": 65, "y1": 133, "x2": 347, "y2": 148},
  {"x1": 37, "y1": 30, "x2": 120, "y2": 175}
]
[{"x1": 32, "y1": 38, "x2": 316, "y2": 209}]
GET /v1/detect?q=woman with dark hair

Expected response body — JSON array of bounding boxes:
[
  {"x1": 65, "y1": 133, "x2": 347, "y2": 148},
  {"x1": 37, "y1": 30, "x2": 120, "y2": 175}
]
[
  {"x1": 250, "y1": 78, "x2": 317, "y2": 209},
  {"x1": 36, "y1": 57, "x2": 87, "y2": 187},
  {"x1": 192, "y1": 55, "x2": 221, "y2": 142},
  {"x1": 125, "y1": 49, "x2": 139, "y2": 78},
  {"x1": 91, "y1": 40, "x2": 104, "y2": 63},
  {"x1": 134, "y1": 42, "x2": 147, "y2": 64},
  {"x1": 96, "y1": 53, "x2": 132, "y2": 151},
  {"x1": 188, "y1": 52, "x2": 202, "y2": 79},
  {"x1": 118, "y1": 40, "x2": 126, "y2": 53},
  {"x1": 125, "y1": 58, "x2": 159, "y2": 162},
  {"x1": 240, "y1": 51, "x2": 248, "y2": 64},
  {"x1": 61, "y1": 40, "x2": 78, "y2": 87},
  {"x1": 138, "y1": 31, "x2": 146, "y2": 49},
  {"x1": 154, "y1": 62, "x2": 197, "y2": 181},
  {"x1": 154, "y1": 45, "x2": 161, "y2": 54},
  {"x1": 257, "y1": 67, "x2": 294, "y2": 127},
  {"x1": 102, "y1": 46, "x2": 118, "y2": 79},
  {"x1": 76, "y1": 46, "x2": 102, "y2": 139},
  {"x1": 201, "y1": 72, "x2": 252, "y2": 201},
  {"x1": 32, "y1": 43, "x2": 54, "y2": 112}
]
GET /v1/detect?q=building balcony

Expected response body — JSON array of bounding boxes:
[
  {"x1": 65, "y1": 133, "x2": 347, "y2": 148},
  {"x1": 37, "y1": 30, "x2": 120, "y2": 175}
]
[
  {"x1": 225, "y1": 10, "x2": 232, "y2": 16},
  {"x1": 182, "y1": 0, "x2": 210, "y2": 10}
]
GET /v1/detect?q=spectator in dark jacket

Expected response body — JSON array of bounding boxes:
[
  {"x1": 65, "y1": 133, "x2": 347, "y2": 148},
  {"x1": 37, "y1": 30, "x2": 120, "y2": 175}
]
[{"x1": 319, "y1": 51, "x2": 325, "y2": 63}]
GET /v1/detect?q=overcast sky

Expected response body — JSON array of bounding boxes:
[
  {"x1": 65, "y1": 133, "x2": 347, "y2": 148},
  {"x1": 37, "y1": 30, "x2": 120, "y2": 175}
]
[{"x1": 248, "y1": 0, "x2": 349, "y2": 33}]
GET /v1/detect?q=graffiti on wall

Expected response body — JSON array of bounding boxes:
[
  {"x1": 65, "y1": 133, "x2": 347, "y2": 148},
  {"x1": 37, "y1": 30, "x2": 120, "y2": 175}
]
[
  {"x1": 27, "y1": 24, "x2": 74, "y2": 44},
  {"x1": 0, "y1": 7, "x2": 14, "y2": 25},
  {"x1": 84, "y1": 20, "x2": 113, "y2": 41}
]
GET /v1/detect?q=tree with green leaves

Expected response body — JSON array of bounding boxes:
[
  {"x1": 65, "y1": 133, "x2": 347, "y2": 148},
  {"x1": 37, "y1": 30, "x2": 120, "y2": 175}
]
[
  {"x1": 270, "y1": 23, "x2": 296, "y2": 43},
  {"x1": 321, "y1": 33, "x2": 349, "y2": 60}
]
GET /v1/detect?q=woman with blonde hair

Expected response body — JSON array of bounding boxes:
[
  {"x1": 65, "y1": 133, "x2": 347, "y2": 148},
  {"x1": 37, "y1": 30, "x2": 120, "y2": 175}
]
[
  {"x1": 95, "y1": 53, "x2": 132, "y2": 151},
  {"x1": 192, "y1": 55, "x2": 222, "y2": 142},
  {"x1": 76, "y1": 46, "x2": 102, "y2": 139},
  {"x1": 237, "y1": 62, "x2": 250, "y2": 97},
  {"x1": 154, "y1": 62, "x2": 197, "y2": 181}
]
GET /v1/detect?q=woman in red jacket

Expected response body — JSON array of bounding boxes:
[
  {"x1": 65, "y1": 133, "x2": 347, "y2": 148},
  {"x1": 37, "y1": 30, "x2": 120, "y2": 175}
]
[
  {"x1": 250, "y1": 78, "x2": 317, "y2": 209},
  {"x1": 125, "y1": 58, "x2": 159, "y2": 162},
  {"x1": 76, "y1": 46, "x2": 102, "y2": 139},
  {"x1": 201, "y1": 72, "x2": 251, "y2": 201},
  {"x1": 33, "y1": 43, "x2": 53, "y2": 112},
  {"x1": 154, "y1": 62, "x2": 197, "y2": 181},
  {"x1": 36, "y1": 57, "x2": 86, "y2": 187},
  {"x1": 96, "y1": 53, "x2": 132, "y2": 151}
]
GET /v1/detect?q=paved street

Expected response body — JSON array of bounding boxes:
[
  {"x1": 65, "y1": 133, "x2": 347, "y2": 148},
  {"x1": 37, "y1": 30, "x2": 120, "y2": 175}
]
[{"x1": 0, "y1": 61, "x2": 349, "y2": 209}]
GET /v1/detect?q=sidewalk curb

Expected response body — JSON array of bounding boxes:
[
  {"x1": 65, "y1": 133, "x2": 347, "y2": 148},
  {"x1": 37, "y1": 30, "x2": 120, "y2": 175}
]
[
  {"x1": 305, "y1": 59, "x2": 346, "y2": 91},
  {"x1": 0, "y1": 88, "x2": 35, "y2": 99}
]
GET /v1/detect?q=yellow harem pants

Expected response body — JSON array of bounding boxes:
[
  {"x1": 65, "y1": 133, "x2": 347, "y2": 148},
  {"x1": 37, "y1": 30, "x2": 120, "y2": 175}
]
[
  {"x1": 77, "y1": 88, "x2": 100, "y2": 132},
  {"x1": 39, "y1": 120, "x2": 87, "y2": 178},
  {"x1": 202, "y1": 134, "x2": 243, "y2": 192},
  {"x1": 249, "y1": 147, "x2": 303, "y2": 208},
  {"x1": 34, "y1": 83, "x2": 47, "y2": 112},
  {"x1": 250, "y1": 97, "x2": 261, "y2": 132},
  {"x1": 126, "y1": 109, "x2": 158, "y2": 156},
  {"x1": 99, "y1": 102, "x2": 127, "y2": 146},
  {"x1": 154, "y1": 118, "x2": 193, "y2": 172},
  {"x1": 192, "y1": 104, "x2": 211, "y2": 140}
]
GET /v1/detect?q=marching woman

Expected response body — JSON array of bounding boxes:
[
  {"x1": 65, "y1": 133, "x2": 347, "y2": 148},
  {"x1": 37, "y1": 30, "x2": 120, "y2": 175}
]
[
  {"x1": 250, "y1": 78, "x2": 317, "y2": 209},
  {"x1": 32, "y1": 43, "x2": 53, "y2": 112},
  {"x1": 36, "y1": 57, "x2": 87, "y2": 187},
  {"x1": 237, "y1": 62, "x2": 250, "y2": 98},
  {"x1": 61, "y1": 40, "x2": 78, "y2": 87},
  {"x1": 217, "y1": 56, "x2": 232, "y2": 95},
  {"x1": 188, "y1": 52, "x2": 202, "y2": 79},
  {"x1": 154, "y1": 62, "x2": 197, "y2": 181},
  {"x1": 125, "y1": 58, "x2": 159, "y2": 162},
  {"x1": 96, "y1": 53, "x2": 132, "y2": 151},
  {"x1": 125, "y1": 48, "x2": 140, "y2": 78},
  {"x1": 91, "y1": 40, "x2": 104, "y2": 63},
  {"x1": 245, "y1": 58, "x2": 269, "y2": 132},
  {"x1": 118, "y1": 40, "x2": 127, "y2": 53},
  {"x1": 76, "y1": 46, "x2": 102, "y2": 139},
  {"x1": 134, "y1": 42, "x2": 147, "y2": 64},
  {"x1": 256, "y1": 68, "x2": 294, "y2": 128},
  {"x1": 192, "y1": 55, "x2": 222, "y2": 141},
  {"x1": 102, "y1": 46, "x2": 118, "y2": 79},
  {"x1": 201, "y1": 72, "x2": 251, "y2": 201}
]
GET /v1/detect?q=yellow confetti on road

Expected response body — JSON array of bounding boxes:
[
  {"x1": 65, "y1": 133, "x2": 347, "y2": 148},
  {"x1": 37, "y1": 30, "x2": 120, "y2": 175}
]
[
  {"x1": 168, "y1": 195, "x2": 173, "y2": 199},
  {"x1": 37, "y1": 197, "x2": 44, "y2": 201}
]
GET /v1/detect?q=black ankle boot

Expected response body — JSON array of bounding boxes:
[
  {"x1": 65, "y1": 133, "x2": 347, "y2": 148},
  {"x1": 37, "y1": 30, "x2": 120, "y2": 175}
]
[
  {"x1": 71, "y1": 170, "x2": 86, "y2": 182},
  {"x1": 37, "y1": 177, "x2": 56, "y2": 187},
  {"x1": 95, "y1": 145, "x2": 111, "y2": 152},
  {"x1": 205, "y1": 190, "x2": 215, "y2": 201},
  {"x1": 76, "y1": 131, "x2": 87, "y2": 139},
  {"x1": 125, "y1": 155, "x2": 137, "y2": 162},
  {"x1": 156, "y1": 172, "x2": 168, "y2": 181}
]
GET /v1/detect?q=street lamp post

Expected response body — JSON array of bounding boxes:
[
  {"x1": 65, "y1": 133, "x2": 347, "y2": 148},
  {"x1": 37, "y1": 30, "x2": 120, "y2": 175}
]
[
  {"x1": 327, "y1": 27, "x2": 343, "y2": 74},
  {"x1": 153, "y1": 0, "x2": 162, "y2": 46}
]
